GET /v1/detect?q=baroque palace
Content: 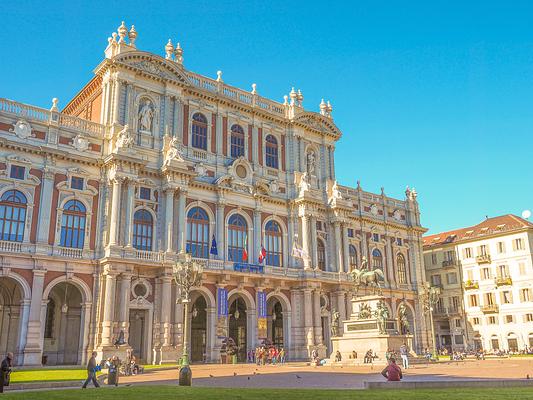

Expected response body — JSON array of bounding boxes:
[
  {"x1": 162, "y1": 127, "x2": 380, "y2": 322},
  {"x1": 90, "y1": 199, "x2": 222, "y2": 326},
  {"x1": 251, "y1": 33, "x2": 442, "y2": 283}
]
[{"x1": 0, "y1": 22, "x2": 428, "y2": 366}]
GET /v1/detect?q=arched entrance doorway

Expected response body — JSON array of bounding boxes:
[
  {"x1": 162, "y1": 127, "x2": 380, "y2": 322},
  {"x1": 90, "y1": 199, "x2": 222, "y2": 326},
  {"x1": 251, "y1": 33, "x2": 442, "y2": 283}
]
[
  {"x1": 0, "y1": 277, "x2": 24, "y2": 363},
  {"x1": 228, "y1": 296, "x2": 247, "y2": 362},
  {"x1": 267, "y1": 300, "x2": 284, "y2": 348},
  {"x1": 43, "y1": 282, "x2": 83, "y2": 365},
  {"x1": 190, "y1": 295, "x2": 207, "y2": 363}
]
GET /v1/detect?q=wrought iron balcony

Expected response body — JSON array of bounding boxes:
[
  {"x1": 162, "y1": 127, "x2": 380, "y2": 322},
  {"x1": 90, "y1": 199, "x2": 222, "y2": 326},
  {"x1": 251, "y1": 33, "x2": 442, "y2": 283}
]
[
  {"x1": 442, "y1": 259, "x2": 458, "y2": 268},
  {"x1": 464, "y1": 280, "x2": 479, "y2": 290},
  {"x1": 495, "y1": 276, "x2": 512, "y2": 287},
  {"x1": 476, "y1": 254, "x2": 491, "y2": 264},
  {"x1": 481, "y1": 304, "x2": 499, "y2": 314}
]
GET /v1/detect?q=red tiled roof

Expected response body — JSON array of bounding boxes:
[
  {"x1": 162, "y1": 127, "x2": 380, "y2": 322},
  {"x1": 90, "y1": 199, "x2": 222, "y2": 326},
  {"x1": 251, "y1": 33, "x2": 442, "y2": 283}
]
[{"x1": 423, "y1": 214, "x2": 533, "y2": 247}]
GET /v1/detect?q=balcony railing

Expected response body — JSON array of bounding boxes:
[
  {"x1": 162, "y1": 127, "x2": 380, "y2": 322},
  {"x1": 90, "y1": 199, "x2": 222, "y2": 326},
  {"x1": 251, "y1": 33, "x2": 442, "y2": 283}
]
[
  {"x1": 464, "y1": 280, "x2": 479, "y2": 290},
  {"x1": 476, "y1": 254, "x2": 492, "y2": 264},
  {"x1": 135, "y1": 250, "x2": 164, "y2": 262},
  {"x1": 0, "y1": 240, "x2": 22, "y2": 253},
  {"x1": 481, "y1": 304, "x2": 499, "y2": 314},
  {"x1": 56, "y1": 247, "x2": 83, "y2": 258},
  {"x1": 495, "y1": 276, "x2": 512, "y2": 287},
  {"x1": 442, "y1": 259, "x2": 458, "y2": 268}
]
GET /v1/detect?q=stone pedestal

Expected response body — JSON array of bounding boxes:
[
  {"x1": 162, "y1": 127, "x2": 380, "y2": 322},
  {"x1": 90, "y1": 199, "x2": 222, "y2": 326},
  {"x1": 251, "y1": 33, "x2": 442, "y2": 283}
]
[{"x1": 330, "y1": 295, "x2": 412, "y2": 364}]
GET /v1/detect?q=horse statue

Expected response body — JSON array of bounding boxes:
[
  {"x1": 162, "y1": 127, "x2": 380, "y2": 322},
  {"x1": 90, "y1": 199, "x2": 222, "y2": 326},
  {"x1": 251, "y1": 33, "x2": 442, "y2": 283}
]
[{"x1": 349, "y1": 256, "x2": 385, "y2": 295}]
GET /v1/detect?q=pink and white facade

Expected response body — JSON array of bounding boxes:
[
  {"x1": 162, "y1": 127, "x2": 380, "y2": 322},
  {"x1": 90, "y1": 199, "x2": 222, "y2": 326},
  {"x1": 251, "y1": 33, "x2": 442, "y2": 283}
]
[{"x1": 0, "y1": 22, "x2": 428, "y2": 366}]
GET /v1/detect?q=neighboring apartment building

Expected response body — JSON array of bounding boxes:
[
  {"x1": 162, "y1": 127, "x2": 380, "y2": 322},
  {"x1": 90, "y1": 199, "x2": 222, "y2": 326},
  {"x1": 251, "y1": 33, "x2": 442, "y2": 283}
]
[
  {"x1": 0, "y1": 21, "x2": 429, "y2": 366},
  {"x1": 423, "y1": 215, "x2": 533, "y2": 352}
]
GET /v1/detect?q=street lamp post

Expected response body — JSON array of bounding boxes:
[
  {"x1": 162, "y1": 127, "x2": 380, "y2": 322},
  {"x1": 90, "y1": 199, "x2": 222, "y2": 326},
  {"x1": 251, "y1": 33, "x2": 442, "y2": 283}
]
[
  {"x1": 173, "y1": 253, "x2": 203, "y2": 386},
  {"x1": 420, "y1": 283, "x2": 441, "y2": 359}
]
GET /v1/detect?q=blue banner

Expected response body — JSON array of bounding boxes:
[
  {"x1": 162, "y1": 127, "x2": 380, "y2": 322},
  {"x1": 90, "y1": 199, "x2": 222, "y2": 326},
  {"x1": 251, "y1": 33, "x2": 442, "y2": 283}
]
[
  {"x1": 257, "y1": 291, "x2": 267, "y2": 319},
  {"x1": 217, "y1": 287, "x2": 228, "y2": 317}
]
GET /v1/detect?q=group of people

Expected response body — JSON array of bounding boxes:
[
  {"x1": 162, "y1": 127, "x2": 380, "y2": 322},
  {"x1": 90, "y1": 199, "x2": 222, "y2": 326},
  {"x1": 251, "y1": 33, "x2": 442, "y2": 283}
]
[
  {"x1": 81, "y1": 350, "x2": 143, "y2": 389},
  {"x1": 249, "y1": 346, "x2": 286, "y2": 365}
]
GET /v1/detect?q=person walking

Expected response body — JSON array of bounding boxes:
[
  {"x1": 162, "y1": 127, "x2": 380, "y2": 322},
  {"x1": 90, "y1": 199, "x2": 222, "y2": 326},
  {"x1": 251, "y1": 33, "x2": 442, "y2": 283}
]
[
  {"x1": 82, "y1": 352, "x2": 100, "y2": 389},
  {"x1": 400, "y1": 343, "x2": 409, "y2": 369},
  {"x1": 0, "y1": 352, "x2": 13, "y2": 394},
  {"x1": 381, "y1": 357, "x2": 403, "y2": 381}
]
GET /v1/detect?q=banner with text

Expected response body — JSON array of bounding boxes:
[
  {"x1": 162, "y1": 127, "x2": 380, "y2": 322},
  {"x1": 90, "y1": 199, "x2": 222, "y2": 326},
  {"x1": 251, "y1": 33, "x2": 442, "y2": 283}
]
[
  {"x1": 216, "y1": 287, "x2": 228, "y2": 338},
  {"x1": 257, "y1": 291, "x2": 267, "y2": 339}
]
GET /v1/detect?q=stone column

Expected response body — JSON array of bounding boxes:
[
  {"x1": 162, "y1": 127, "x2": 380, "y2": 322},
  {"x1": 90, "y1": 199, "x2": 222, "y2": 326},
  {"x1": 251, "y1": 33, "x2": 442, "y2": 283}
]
[
  {"x1": 216, "y1": 201, "x2": 225, "y2": 261},
  {"x1": 299, "y1": 138, "x2": 306, "y2": 173},
  {"x1": 342, "y1": 225, "x2": 350, "y2": 272},
  {"x1": 177, "y1": 188, "x2": 187, "y2": 253},
  {"x1": 160, "y1": 275, "x2": 172, "y2": 347},
  {"x1": 251, "y1": 125, "x2": 259, "y2": 164},
  {"x1": 303, "y1": 289, "x2": 314, "y2": 350},
  {"x1": 206, "y1": 306, "x2": 217, "y2": 362},
  {"x1": 287, "y1": 211, "x2": 295, "y2": 268},
  {"x1": 215, "y1": 113, "x2": 223, "y2": 155},
  {"x1": 79, "y1": 302, "x2": 92, "y2": 365},
  {"x1": 165, "y1": 188, "x2": 176, "y2": 253},
  {"x1": 124, "y1": 180, "x2": 136, "y2": 248},
  {"x1": 300, "y1": 210, "x2": 311, "y2": 270},
  {"x1": 16, "y1": 299, "x2": 30, "y2": 365},
  {"x1": 336, "y1": 291, "x2": 347, "y2": 335},
  {"x1": 23, "y1": 269, "x2": 46, "y2": 365},
  {"x1": 309, "y1": 215, "x2": 318, "y2": 269},
  {"x1": 112, "y1": 79, "x2": 121, "y2": 125},
  {"x1": 36, "y1": 168, "x2": 55, "y2": 245},
  {"x1": 108, "y1": 177, "x2": 123, "y2": 246},
  {"x1": 253, "y1": 209, "x2": 261, "y2": 264},
  {"x1": 117, "y1": 273, "x2": 132, "y2": 343},
  {"x1": 101, "y1": 269, "x2": 117, "y2": 347},
  {"x1": 334, "y1": 222, "x2": 343, "y2": 273},
  {"x1": 312, "y1": 290, "x2": 323, "y2": 345},
  {"x1": 361, "y1": 231, "x2": 369, "y2": 258},
  {"x1": 385, "y1": 237, "x2": 395, "y2": 287}
]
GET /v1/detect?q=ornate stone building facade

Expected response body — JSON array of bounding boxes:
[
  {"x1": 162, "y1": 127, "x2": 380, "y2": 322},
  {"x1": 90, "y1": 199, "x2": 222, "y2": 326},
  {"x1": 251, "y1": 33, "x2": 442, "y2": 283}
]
[{"x1": 0, "y1": 22, "x2": 428, "y2": 366}]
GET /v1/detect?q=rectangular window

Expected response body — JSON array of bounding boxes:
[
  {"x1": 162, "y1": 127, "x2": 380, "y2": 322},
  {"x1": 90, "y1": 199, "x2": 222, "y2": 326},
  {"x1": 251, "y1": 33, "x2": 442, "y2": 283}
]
[
  {"x1": 447, "y1": 273, "x2": 458, "y2": 285},
  {"x1": 501, "y1": 291, "x2": 512, "y2": 304},
  {"x1": 525, "y1": 313, "x2": 533, "y2": 322},
  {"x1": 497, "y1": 241, "x2": 505, "y2": 254},
  {"x1": 444, "y1": 250, "x2": 455, "y2": 262},
  {"x1": 452, "y1": 296, "x2": 460, "y2": 311},
  {"x1": 467, "y1": 270, "x2": 474, "y2": 281},
  {"x1": 431, "y1": 274, "x2": 442, "y2": 286},
  {"x1": 520, "y1": 288, "x2": 532, "y2": 302},
  {"x1": 455, "y1": 335, "x2": 464, "y2": 344},
  {"x1": 478, "y1": 244, "x2": 488, "y2": 256},
  {"x1": 505, "y1": 315, "x2": 514, "y2": 324},
  {"x1": 463, "y1": 247, "x2": 473, "y2": 259},
  {"x1": 488, "y1": 316, "x2": 497, "y2": 325},
  {"x1": 431, "y1": 253, "x2": 437, "y2": 265},
  {"x1": 347, "y1": 228, "x2": 354, "y2": 238},
  {"x1": 139, "y1": 187, "x2": 151, "y2": 200},
  {"x1": 10, "y1": 165, "x2": 25, "y2": 180},
  {"x1": 482, "y1": 268, "x2": 491, "y2": 280},
  {"x1": 396, "y1": 237, "x2": 402, "y2": 246},
  {"x1": 372, "y1": 233, "x2": 380, "y2": 242},
  {"x1": 513, "y1": 238, "x2": 524, "y2": 251},
  {"x1": 519, "y1": 262, "x2": 526, "y2": 275},
  {"x1": 485, "y1": 292, "x2": 495, "y2": 305},
  {"x1": 497, "y1": 265, "x2": 509, "y2": 278},
  {"x1": 472, "y1": 317, "x2": 480, "y2": 325},
  {"x1": 71, "y1": 176, "x2": 84, "y2": 190},
  {"x1": 469, "y1": 295, "x2": 479, "y2": 307},
  {"x1": 455, "y1": 318, "x2": 461, "y2": 328}
]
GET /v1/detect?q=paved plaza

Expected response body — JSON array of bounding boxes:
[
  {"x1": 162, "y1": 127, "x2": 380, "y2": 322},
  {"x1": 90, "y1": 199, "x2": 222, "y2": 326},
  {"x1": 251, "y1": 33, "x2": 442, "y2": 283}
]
[{"x1": 117, "y1": 359, "x2": 533, "y2": 389}]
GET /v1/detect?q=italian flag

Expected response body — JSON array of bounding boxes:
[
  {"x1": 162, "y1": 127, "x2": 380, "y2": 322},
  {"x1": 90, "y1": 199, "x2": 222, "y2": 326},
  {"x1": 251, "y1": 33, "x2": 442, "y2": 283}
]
[
  {"x1": 242, "y1": 234, "x2": 248, "y2": 262},
  {"x1": 258, "y1": 245, "x2": 267, "y2": 264}
]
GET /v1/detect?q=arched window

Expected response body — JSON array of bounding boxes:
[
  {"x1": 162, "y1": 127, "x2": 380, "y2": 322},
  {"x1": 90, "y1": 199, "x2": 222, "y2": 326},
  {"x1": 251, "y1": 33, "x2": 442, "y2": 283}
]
[
  {"x1": 397, "y1": 254, "x2": 407, "y2": 284},
  {"x1": 133, "y1": 209, "x2": 153, "y2": 251},
  {"x1": 317, "y1": 239, "x2": 326, "y2": 271},
  {"x1": 0, "y1": 190, "x2": 27, "y2": 242},
  {"x1": 187, "y1": 207, "x2": 209, "y2": 258},
  {"x1": 191, "y1": 112, "x2": 208, "y2": 150},
  {"x1": 371, "y1": 248, "x2": 383, "y2": 270},
  {"x1": 265, "y1": 135, "x2": 279, "y2": 169},
  {"x1": 230, "y1": 124, "x2": 245, "y2": 158},
  {"x1": 265, "y1": 220, "x2": 282, "y2": 267},
  {"x1": 349, "y1": 245, "x2": 358, "y2": 270},
  {"x1": 228, "y1": 214, "x2": 247, "y2": 262},
  {"x1": 60, "y1": 200, "x2": 86, "y2": 249}
]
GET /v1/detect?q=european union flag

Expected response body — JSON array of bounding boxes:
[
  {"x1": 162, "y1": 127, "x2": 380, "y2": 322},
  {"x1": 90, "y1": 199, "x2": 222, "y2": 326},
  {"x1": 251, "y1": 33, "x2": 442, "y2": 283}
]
[{"x1": 210, "y1": 235, "x2": 218, "y2": 256}]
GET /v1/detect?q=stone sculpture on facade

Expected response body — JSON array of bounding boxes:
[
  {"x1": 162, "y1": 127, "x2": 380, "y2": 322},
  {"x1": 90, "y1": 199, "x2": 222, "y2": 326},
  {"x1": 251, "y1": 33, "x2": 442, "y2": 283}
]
[
  {"x1": 328, "y1": 180, "x2": 342, "y2": 207},
  {"x1": 115, "y1": 125, "x2": 135, "y2": 149},
  {"x1": 331, "y1": 309, "x2": 340, "y2": 337},
  {"x1": 163, "y1": 136, "x2": 184, "y2": 166},
  {"x1": 71, "y1": 134, "x2": 89, "y2": 152},
  {"x1": 297, "y1": 172, "x2": 310, "y2": 197},
  {"x1": 11, "y1": 120, "x2": 33, "y2": 139},
  {"x1": 306, "y1": 151, "x2": 316, "y2": 175},
  {"x1": 357, "y1": 302, "x2": 372, "y2": 320},
  {"x1": 138, "y1": 99, "x2": 155, "y2": 132},
  {"x1": 398, "y1": 302, "x2": 410, "y2": 334},
  {"x1": 374, "y1": 300, "x2": 389, "y2": 335}
]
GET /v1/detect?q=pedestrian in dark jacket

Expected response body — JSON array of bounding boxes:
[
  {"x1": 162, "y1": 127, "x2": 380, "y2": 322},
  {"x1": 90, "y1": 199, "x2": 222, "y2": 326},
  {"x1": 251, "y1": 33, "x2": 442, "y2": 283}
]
[
  {"x1": 0, "y1": 352, "x2": 13, "y2": 393},
  {"x1": 82, "y1": 352, "x2": 100, "y2": 388}
]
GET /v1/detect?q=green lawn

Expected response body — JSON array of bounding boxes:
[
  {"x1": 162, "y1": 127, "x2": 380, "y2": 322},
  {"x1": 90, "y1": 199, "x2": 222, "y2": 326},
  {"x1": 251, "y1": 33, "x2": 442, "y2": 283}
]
[
  {"x1": 3, "y1": 386, "x2": 533, "y2": 400},
  {"x1": 10, "y1": 364, "x2": 176, "y2": 383}
]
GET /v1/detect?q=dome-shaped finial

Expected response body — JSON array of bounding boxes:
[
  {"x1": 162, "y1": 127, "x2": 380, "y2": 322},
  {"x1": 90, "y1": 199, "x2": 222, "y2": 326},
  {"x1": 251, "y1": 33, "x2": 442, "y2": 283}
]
[
  {"x1": 165, "y1": 39, "x2": 174, "y2": 60},
  {"x1": 118, "y1": 21, "x2": 127, "y2": 43},
  {"x1": 251, "y1": 83, "x2": 257, "y2": 95},
  {"x1": 174, "y1": 42, "x2": 183, "y2": 65},
  {"x1": 128, "y1": 25, "x2": 137, "y2": 47},
  {"x1": 319, "y1": 98, "x2": 327, "y2": 115},
  {"x1": 216, "y1": 70, "x2": 223, "y2": 82},
  {"x1": 51, "y1": 98, "x2": 59, "y2": 112}
]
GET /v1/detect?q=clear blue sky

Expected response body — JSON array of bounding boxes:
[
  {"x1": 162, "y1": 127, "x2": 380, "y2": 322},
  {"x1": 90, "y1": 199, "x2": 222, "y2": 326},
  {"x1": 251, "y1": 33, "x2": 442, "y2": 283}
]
[{"x1": 1, "y1": 1, "x2": 532, "y2": 234}]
